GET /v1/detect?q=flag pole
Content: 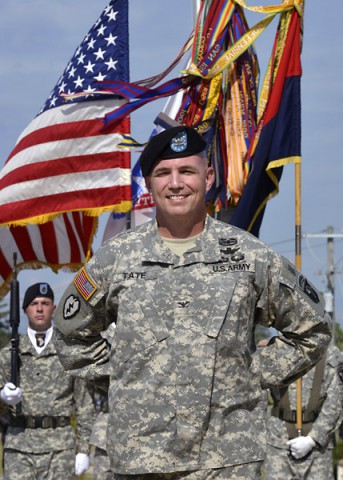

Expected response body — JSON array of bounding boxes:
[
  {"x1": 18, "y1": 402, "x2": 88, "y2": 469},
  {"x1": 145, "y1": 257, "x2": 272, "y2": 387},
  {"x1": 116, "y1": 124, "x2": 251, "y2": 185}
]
[
  {"x1": 295, "y1": 161, "x2": 302, "y2": 436},
  {"x1": 295, "y1": 1, "x2": 305, "y2": 437},
  {"x1": 193, "y1": 0, "x2": 202, "y2": 19}
]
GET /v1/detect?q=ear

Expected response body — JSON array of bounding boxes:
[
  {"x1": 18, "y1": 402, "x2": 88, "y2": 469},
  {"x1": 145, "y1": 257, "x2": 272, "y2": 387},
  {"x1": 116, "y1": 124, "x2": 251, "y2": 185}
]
[
  {"x1": 205, "y1": 166, "x2": 215, "y2": 193},
  {"x1": 144, "y1": 176, "x2": 151, "y2": 192}
]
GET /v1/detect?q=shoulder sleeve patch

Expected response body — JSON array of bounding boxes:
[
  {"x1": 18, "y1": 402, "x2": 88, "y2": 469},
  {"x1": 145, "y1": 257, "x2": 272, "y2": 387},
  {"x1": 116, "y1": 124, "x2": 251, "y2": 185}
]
[
  {"x1": 280, "y1": 257, "x2": 324, "y2": 315},
  {"x1": 279, "y1": 257, "x2": 296, "y2": 289},
  {"x1": 297, "y1": 274, "x2": 320, "y2": 304},
  {"x1": 63, "y1": 294, "x2": 81, "y2": 319},
  {"x1": 74, "y1": 267, "x2": 97, "y2": 301}
]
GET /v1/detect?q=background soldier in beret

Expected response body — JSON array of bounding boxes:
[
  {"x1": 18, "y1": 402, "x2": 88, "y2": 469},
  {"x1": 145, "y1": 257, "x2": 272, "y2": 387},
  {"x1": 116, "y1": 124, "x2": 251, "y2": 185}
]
[
  {"x1": 54, "y1": 126, "x2": 331, "y2": 479},
  {"x1": 264, "y1": 342, "x2": 343, "y2": 479},
  {"x1": 0, "y1": 282, "x2": 96, "y2": 480}
]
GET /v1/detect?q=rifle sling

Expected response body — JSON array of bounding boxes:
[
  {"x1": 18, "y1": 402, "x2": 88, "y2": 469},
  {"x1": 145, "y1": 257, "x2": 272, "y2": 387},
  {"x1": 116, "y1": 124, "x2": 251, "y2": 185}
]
[{"x1": 271, "y1": 353, "x2": 327, "y2": 439}]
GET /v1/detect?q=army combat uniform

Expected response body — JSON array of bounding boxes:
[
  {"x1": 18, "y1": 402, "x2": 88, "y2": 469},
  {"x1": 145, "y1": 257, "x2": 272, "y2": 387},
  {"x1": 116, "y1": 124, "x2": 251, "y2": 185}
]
[
  {"x1": 0, "y1": 331, "x2": 95, "y2": 480},
  {"x1": 55, "y1": 215, "x2": 331, "y2": 477},
  {"x1": 89, "y1": 325, "x2": 115, "y2": 480},
  {"x1": 265, "y1": 344, "x2": 343, "y2": 479},
  {"x1": 89, "y1": 409, "x2": 112, "y2": 480}
]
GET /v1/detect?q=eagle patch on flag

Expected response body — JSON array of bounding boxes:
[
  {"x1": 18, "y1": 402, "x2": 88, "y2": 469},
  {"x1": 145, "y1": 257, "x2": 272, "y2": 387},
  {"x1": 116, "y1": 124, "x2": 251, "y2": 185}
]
[{"x1": 74, "y1": 268, "x2": 97, "y2": 301}]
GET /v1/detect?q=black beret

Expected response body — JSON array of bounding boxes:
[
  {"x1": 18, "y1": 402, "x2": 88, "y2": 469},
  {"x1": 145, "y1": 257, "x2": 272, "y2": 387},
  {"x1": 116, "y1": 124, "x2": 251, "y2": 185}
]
[
  {"x1": 22, "y1": 283, "x2": 54, "y2": 310},
  {"x1": 139, "y1": 126, "x2": 207, "y2": 177}
]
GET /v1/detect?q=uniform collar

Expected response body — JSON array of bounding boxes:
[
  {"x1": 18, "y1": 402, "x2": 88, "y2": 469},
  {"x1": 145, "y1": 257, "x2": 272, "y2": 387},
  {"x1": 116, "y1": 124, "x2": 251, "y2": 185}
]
[
  {"x1": 20, "y1": 329, "x2": 55, "y2": 356},
  {"x1": 141, "y1": 216, "x2": 223, "y2": 266}
]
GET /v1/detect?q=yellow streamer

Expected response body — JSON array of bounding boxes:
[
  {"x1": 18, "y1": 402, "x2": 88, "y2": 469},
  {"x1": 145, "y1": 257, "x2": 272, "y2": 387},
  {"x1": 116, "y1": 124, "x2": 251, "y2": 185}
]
[
  {"x1": 234, "y1": 0, "x2": 303, "y2": 17},
  {"x1": 183, "y1": 0, "x2": 301, "y2": 81},
  {"x1": 184, "y1": 14, "x2": 275, "y2": 79},
  {"x1": 257, "y1": 9, "x2": 292, "y2": 122},
  {"x1": 203, "y1": 75, "x2": 222, "y2": 121}
]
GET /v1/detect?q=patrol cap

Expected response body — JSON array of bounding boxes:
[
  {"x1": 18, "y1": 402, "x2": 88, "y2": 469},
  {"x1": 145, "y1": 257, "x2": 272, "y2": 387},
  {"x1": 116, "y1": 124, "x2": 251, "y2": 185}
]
[
  {"x1": 139, "y1": 126, "x2": 207, "y2": 177},
  {"x1": 22, "y1": 283, "x2": 54, "y2": 310}
]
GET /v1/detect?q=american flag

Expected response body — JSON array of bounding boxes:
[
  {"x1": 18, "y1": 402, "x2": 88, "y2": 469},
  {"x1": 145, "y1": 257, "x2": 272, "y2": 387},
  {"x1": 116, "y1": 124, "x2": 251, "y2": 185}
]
[{"x1": 0, "y1": 0, "x2": 130, "y2": 298}]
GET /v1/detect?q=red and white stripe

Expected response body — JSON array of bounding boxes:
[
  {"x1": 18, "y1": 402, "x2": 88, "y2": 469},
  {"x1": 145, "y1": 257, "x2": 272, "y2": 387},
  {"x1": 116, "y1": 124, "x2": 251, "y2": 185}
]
[
  {"x1": 0, "y1": 99, "x2": 131, "y2": 225},
  {"x1": 0, "y1": 212, "x2": 94, "y2": 298}
]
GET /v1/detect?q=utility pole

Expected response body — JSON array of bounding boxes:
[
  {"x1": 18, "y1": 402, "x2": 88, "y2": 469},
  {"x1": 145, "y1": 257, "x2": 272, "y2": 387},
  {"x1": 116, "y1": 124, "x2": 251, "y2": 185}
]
[
  {"x1": 326, "y1": 226, "x2": 335, "y2": 320},
  {"x1": 302, "y1": 227, "x2": 343, "y2": 336}
]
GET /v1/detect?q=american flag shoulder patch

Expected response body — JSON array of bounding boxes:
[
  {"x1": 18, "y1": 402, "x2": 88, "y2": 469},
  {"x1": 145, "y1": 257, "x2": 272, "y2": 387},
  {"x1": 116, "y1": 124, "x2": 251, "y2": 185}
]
[{"x1": 74, "y1": 267, "x2": 97, "y2": 301}]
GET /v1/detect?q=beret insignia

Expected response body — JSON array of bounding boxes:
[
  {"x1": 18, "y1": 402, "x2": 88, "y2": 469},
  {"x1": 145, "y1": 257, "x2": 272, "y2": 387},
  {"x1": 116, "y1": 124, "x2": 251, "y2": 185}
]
[{"x1": 170, "y1": 131, "x2": 187, "y2": 152}]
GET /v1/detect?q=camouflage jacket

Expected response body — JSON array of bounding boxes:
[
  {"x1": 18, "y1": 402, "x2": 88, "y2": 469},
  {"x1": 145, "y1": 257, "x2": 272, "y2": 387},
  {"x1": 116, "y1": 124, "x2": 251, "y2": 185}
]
[
  {"x1": 89, "y1": 411, "x2": 109, "y2": 451},
  {"x1": 54, "y1": 215, "x2": 331, "y2": 474},
  {"x1": 267, "y1": 344, "x2": 343, "y2": 450},
  {"x1": 89, "y1": 388, "x2": 109, "y2": 451},
  {"x1": 0, "y1": 331, "x2": 95, "y2": 454}
]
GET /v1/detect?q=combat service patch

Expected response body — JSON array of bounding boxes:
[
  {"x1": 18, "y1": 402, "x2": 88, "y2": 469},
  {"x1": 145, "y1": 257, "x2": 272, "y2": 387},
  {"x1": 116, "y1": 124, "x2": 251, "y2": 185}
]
[
  {"x1": 298, "y1": 274, "x2": 320, "y2": 304},
  {"x1": 218, "y1": 237, "x2": 238, "y2": 247},
  {"x1": 74, "y1": 267, "x2": 97, "y2": 301},
  {"x1": 63, "y1": 294, "x2": 81, "y2": 319}
]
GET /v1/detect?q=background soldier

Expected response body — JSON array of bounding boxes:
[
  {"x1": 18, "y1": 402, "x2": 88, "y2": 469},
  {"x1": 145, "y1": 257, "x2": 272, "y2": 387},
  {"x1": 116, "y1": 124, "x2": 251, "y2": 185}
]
[
  {"x1": 54, "y1": 126, "x2": 331, "y2": 479},
  {"x1": 264, "y1": 342, "x2": 343, "y2": 479},
  {"x1": 89, "y1": 392, "x2": 111, "y2": 480},
  {"x1": 0, "y1": 282, "x2": 95, "y2": 480},
  {"x1": 89, "y1": 323, "x2": 115, "y2": 480}
]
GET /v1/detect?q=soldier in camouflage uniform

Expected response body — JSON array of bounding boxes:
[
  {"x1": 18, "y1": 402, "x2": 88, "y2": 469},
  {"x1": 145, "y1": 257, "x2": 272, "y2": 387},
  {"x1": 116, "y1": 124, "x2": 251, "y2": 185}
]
[
  {"x1": 89, "y1": 324, "x2": 115, "y2": 480},
  {"x1": 0, "y1": 282, "x2": 96, "y2": 480},
  {"x1": 54, "y1": 126, "x2": 331, "y2": 480},
  {"x1": 265, "y1": 343, "x2": 343, "y2": 479},
  {"x1": 89, "y1": 399, "x2": 111, "y2": 480}
]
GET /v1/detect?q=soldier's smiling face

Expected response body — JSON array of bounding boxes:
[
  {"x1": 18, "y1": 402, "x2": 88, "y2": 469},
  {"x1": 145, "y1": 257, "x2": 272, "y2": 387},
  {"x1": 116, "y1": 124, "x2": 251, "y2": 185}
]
[{"x1": 146, "y1": 154, "x2": 214, "y2": 222}]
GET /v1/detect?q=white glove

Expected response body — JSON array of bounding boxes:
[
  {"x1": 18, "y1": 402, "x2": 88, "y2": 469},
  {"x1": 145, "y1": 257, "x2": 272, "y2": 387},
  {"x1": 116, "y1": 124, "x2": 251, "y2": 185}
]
[
  {"x1": 0, "y1": 382, "x2": 22, "y2": 406},
  {"x1": 287, "y1": 435, "x2": 316, "y2": 459},
  {"x1": 75, "y1": 452, "x2": 90, "y2": 476}
]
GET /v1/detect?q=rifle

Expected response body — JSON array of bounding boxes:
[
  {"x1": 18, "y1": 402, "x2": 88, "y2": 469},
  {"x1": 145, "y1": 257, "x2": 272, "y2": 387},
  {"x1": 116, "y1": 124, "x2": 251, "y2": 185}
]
[{"x1": 9, "y1": 253, "x2": 20, "y2": 394}]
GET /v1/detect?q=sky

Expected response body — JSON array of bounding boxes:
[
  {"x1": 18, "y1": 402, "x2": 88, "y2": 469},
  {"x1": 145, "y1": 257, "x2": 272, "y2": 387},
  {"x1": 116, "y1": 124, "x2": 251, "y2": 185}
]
[{"x1": 0, "y1": 0, "x2": 343, "y2": 332}]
